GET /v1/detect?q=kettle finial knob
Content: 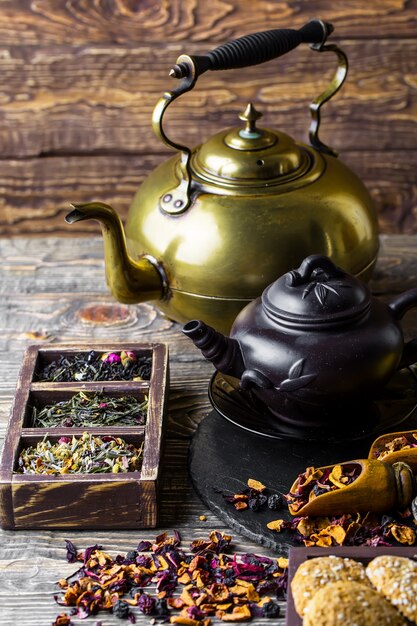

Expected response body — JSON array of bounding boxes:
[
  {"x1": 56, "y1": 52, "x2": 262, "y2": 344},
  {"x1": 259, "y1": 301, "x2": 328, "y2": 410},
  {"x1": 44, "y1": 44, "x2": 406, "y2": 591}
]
[{"x1": 239, "y1": 103, "x2": 263, "y2": 138}]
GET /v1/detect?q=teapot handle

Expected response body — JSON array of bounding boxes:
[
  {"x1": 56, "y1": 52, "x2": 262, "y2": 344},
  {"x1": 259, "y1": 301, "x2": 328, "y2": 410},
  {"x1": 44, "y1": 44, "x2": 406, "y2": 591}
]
[
  {"x1": 153, "y1": 20, "x2": 348, "y2": 213},
  {"x1": 389, "y1": 289, "x2": 417, "y2": 368}
]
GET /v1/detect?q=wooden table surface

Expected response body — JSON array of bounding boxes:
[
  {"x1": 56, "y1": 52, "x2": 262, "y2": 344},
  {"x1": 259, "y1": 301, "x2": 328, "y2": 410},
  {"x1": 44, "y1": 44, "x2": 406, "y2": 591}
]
[{"x1": 1, "y1": 234, "x2": 417, "y2": 625}]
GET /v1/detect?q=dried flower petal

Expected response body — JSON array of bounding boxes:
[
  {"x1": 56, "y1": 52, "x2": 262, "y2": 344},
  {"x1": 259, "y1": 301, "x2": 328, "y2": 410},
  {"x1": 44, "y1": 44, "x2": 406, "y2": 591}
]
[
  {"x1": 266, "y1": 520, "x2": 284, "y2": 532},
  {"x1": 54, "y1": 530, "x2": 287, "y2": 625},
  {"x1": 247, "y1": 479, "x2": 265, "y2": 492},
  {"x1": 65, "y1": 540, "x2": 78, "y2": 563},
  {"x1": 390, "y1": 523, "x2": 416, "y2": 545},
  {"x1": 52, "y1": 613, "x2": 73, "y2": 626},
  {"x1": 218, "y1": 605, "x2": 251, "y2": 621}
]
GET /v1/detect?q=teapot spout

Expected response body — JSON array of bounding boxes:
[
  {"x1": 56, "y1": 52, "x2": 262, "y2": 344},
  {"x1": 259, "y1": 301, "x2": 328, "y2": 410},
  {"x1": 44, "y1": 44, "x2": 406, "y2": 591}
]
[
  {"x1": 65, "y1": 202, "x2": 165, "y2": 304},
  {"x1": 183, "y1": 320, "x2": 245, "y2": 377}
]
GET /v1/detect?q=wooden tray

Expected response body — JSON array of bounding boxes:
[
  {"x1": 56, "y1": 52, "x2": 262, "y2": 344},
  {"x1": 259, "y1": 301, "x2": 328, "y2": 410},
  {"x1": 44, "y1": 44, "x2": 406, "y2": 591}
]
[
  {"x1": 0, "y1": 342, "x2": 168, "y2": 529},
  {"x1": 286, "y1": 545, "x2": 417, "y2": 626}
]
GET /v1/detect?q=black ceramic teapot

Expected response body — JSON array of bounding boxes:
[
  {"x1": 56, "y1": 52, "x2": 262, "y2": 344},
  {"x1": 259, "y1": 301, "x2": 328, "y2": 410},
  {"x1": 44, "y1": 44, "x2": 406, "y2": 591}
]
[{"x1": 183, "y1": 255, "x2": 417, "y2": 426}]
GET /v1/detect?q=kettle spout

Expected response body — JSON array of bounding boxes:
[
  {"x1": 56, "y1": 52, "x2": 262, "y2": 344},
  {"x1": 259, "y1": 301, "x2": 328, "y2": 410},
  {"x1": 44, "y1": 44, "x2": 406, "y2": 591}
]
[
  {"x1": 65, "y1": 202, "x2": 165, "y2": 304},
  {"x1": 183, "y1": 320, "x2": 245, "y2": 377}
]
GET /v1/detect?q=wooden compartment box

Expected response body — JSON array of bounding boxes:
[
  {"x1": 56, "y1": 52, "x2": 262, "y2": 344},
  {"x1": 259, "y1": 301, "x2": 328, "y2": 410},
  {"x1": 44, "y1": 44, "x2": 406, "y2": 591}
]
[{"x1": 0, "y1": 343, "x2": 168, "y2": 529}]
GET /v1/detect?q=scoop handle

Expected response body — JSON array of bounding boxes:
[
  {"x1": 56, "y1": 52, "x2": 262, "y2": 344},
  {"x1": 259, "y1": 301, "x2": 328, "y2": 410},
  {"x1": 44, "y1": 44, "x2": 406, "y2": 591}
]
[
  {"x1": 170, "y1": 20, "x2": 332, "y2": 78},
  {"x1": 389, "y1": 288, "x2": 417, "y2": 368}
]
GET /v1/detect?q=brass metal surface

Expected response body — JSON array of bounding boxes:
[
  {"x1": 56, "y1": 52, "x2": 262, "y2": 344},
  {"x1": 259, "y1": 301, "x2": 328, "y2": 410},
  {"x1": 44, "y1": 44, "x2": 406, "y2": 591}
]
[{"x1": 125, "y1": 148, "x2": 378, "y2": 295}]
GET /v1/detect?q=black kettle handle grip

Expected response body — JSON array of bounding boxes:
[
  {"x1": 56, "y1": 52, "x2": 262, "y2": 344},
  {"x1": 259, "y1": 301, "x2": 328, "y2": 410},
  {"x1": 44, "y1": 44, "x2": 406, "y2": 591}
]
[
  {"x1": 389, "y1": 289, "x2": 417, "y2": 369},
  {"x1": 170, "y1": 20, "x2": 332, "y2": 78}
]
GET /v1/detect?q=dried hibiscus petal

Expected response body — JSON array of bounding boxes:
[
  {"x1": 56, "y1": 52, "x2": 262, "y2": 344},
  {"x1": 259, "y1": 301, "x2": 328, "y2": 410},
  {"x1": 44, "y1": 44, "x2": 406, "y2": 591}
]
[
  {"x1": 65, "y1": 540, "x2": 78, "y2": 563},
  {"x1": 54, "y1": 530, "x2": 288, "y2": 625}
]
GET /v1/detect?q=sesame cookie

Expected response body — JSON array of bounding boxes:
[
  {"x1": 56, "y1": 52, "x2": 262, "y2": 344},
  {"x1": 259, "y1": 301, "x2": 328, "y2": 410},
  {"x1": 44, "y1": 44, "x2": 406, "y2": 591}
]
[
  {"x1": 291, "y1": 555, "x2": 369, "y2": 617},
  {"x1": 367, "y1": 555, "x2": 417, "y2": 624},
  {"x1": 303, "y1": 580, "x2": 407, "y2": 626}
]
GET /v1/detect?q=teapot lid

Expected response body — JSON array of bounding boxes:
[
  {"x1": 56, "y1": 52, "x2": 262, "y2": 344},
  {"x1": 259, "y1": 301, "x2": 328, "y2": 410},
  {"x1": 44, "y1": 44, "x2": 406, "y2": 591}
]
[
  {"x1": 262, "y1": 255, "x2": 371, "y2": 329},
  {"x1": 191, "y1": 103, "x2": 315, "y2": 189}
]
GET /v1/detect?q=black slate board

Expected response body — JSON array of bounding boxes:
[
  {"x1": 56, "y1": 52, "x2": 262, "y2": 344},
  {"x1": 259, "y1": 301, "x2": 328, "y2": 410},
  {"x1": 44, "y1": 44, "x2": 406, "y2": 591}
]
[{"x1": 189, "y1": 406, "x2": 417, "y2": 555}]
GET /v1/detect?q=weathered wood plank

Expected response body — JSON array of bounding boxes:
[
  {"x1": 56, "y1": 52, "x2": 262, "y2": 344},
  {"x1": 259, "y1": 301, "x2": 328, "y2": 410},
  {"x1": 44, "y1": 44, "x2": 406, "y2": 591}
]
[
  {"x1": 0, "y1": 150, "x2": 415, "y2": 236},
  {"x1": 0, "y1": 0, "x2": 414, "y2": 45},
  {"x1": 0, "y1": 40, "x2": 415, "y2": 158}
]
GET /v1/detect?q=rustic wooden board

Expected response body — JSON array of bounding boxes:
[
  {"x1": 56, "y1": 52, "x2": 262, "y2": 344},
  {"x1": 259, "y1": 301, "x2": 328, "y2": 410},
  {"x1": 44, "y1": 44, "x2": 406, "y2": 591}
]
[
  {"x1": 0, "y1": 40, "x2": 415, "y2": 158},
  {"x1": 0, "y1": 4, "x2": 415, "y2": 238},
  {"x1": 0, "y1": 0, "x2": 415, "y2": 45}
]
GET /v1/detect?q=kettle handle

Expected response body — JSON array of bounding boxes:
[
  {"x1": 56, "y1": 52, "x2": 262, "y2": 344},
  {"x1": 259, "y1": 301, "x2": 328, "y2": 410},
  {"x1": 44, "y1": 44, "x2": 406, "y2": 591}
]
[
  {"x1": 389, "y1": 289, "x2": 417, "y2": 369},
  {"x1": 153, "y1": 20, "x2": 348, "y2": 214},
  {"x1": 170, "y1": 20, "x2": 331, "y2": 77}
]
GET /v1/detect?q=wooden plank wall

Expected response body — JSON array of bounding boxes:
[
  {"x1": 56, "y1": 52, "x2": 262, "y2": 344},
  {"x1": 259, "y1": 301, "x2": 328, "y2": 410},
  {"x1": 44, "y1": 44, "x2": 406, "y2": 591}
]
[{"x1": 0, "y1": 0, "x2": 416, "y2": 237}]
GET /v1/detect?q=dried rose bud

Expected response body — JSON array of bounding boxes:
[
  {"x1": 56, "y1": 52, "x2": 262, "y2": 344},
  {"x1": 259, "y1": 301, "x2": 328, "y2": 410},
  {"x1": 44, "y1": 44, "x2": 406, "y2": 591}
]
[
  {"x1": 121, "y1": 350, "x2": 137, "y2": 367},
  {"x1": 98, "y1": 402, "x2": 108, "y2": 408},
  {"x1": 58, "y1": 437, "x2": 71, "y2": 445},
  {"x1": 101, "y1": 352, "x2": 121, "y2": 364}
]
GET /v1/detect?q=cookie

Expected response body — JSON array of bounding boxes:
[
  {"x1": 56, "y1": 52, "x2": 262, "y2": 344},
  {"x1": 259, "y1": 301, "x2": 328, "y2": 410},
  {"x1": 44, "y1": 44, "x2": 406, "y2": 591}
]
[
  {"x1": 367, "y1": 555, "x2": 417, "y2": 624},
  {"x1": 303, "y1": 580, "x2": 407, "y2": 626},
  {"x1": 290, "y1": 555, "x2": 369, "y2": 617}
]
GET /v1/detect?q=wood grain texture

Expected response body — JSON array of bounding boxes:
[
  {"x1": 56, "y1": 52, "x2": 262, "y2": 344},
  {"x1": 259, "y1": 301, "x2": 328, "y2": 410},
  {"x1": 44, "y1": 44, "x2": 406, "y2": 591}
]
[
  {"x1": 0, "y1": 2, "x2": 415, "y2": 237},
  {"x1": 0, "y1": 0, "x2": 415, "y2": 45},
  {"x1": 0, "y1": 40, "x2": 415, "y2": 158},
  {"x1": 0, "y1": 234, "x2": 416, "y2": 624}
]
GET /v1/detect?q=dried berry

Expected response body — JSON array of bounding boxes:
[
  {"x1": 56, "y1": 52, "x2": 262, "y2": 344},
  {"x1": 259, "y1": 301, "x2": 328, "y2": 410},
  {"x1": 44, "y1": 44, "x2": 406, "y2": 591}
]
[
  {"x1": 262, "y1": 600, "x2": 280, "y2": 618},
  {"x1": 137, "y1": 592, "x2": 156, "y2": 615},
  {"x1": 267, "y1": 494, "x2": 285, "y2": 510},
  {"x1": 248, "y1": 498, "x2": 261, "y2": 511},
  {"x1": 154, "y1": 598, "x2": 169, "y2": 616},
  {"x1": 112, "y1": 599, "x2": 130, "y2": 619}
]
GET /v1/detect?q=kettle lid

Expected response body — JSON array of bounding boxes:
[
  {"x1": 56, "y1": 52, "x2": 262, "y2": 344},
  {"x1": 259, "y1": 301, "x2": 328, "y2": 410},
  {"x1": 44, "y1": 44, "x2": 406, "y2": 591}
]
[
  {"x1": 191, "y1": 103, "x2": 314, "y2": 188},
  {"x1": 262, "y1": 255, "x2": 371, "y2": 328}
]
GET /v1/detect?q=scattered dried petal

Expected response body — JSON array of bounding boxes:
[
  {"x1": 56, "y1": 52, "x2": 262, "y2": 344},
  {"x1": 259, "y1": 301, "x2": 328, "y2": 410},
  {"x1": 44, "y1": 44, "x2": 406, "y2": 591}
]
[
  {"x1": 390, "y1": 523, "x2": 416, "y2": 545},
  {"x1": 52, "y1": 613, "x2": 72, "y2": 626},
  {"x1": 247, "y1": 479, "x2": 266, "y2": 492}
]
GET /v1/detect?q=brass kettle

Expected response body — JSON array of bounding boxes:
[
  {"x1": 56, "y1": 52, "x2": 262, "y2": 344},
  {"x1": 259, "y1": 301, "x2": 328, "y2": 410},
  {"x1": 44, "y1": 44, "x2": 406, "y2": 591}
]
[{"x1": 66, "y1": 19, "x2": 379, "y2": 334}]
